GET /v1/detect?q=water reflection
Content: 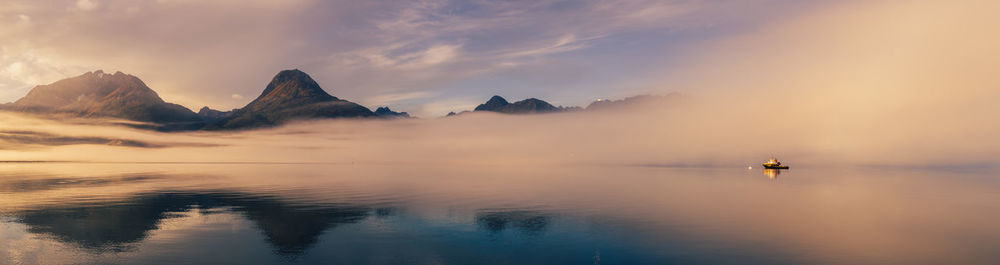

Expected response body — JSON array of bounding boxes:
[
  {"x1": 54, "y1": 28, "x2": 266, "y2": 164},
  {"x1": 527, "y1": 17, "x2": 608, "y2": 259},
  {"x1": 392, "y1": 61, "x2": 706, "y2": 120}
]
[
  {"x1": 15, "y1": 191, "x2": 375, "y2": 255},
  {"x1": 475, "y1": 210, "x2": 550, "y2": 235},
  {"x1": 1, "y1": 164, "x2": 999, "y2": 264},
  {"x1": 763, "y1": 169, "x2": 782, "y2": 180},
  {"x1": 0, "y1": 174, "x2": 161, "y2": 193}
]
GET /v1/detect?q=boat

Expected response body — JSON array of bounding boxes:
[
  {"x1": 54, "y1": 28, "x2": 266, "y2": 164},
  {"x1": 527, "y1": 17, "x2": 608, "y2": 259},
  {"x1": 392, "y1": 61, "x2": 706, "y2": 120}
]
[{"x1": 762, "y1": 158, "x2": 789, "y2": 169}]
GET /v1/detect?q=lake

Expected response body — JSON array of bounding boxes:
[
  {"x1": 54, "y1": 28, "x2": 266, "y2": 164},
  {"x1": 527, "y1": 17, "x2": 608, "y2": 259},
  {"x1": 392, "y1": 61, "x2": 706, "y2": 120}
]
[{"x1": 1, "y1": 162, "x2": 998, "y2": 264}]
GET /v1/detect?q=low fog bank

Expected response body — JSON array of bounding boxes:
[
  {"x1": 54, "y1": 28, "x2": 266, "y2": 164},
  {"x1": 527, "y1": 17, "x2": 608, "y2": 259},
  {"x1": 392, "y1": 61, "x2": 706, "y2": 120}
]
[
  {"x1": 0, "y1": 96, "x2": 995, "y2": 168},
  {"x1": 0, "y1": 0, "x2": 997, "y2": 168}
]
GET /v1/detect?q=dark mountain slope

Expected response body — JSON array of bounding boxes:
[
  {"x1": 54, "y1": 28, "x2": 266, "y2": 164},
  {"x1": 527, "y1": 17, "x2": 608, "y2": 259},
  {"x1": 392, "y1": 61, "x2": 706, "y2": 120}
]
[
  {"x1": 374, "y1": 107, "x2": 411, "y2": 118},
  {"x1": 215, "y1": 69, "x2": 373, "y2": 129},
  {"x1": 5, "y1": 70, "x2": 200, "y2": 123},
  {"x1": 472, "y1": 95, "x2": 560, "y2": 114}
]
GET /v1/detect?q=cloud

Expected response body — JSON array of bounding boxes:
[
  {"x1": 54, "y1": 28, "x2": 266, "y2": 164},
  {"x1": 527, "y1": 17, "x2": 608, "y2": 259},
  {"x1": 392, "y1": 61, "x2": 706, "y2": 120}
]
[
  {"x1": 2, "y1": 0, "x2": 999, "y2": 167},
  {"x1": 0, "y1": 48, "x2": 91, "y2": 100},
  {"x1": 414, "y1": 97, "x2": 481, "y2": 117},
  {"x1": 230, "y1": 94, "x2": 243, "y2": 99},
  {"x1": 492, "y1": 34, "x2": 588, "y2": 59},
  {"x1": 76, "y1": 0, "x2": 98, "y2": 11},
  {"x1": 644, "y1": 0, "x2": 1000, "y2": 165},
  {"x1": 340, "y1": 43, "x2": 462, "y2": 70},
  {"x1": 413, "y1": 44, "x2": 460, "y2": 68},
  {"x1": 16, "y1": 14, "x2": 30, "y2": 26},
  {"x1": 0, "y1": 0, "x2": 810, "y2": 112},
  {"x1": 365, "y1": 91, "x2": 434, "y2": 106}
]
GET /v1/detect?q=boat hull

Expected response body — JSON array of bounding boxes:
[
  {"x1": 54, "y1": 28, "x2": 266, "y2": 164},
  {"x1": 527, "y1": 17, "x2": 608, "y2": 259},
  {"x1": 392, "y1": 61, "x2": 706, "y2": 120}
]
[{"x1": 763, "y1": 165, "x2": 789, "y2": 169}]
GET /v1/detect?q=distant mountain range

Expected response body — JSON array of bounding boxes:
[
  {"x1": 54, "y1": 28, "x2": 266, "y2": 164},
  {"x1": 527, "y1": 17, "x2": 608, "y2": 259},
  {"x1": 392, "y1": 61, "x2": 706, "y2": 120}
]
[
  {"x1": 584, "y1": 94, "x2": 681, "y2": 112},
  {"x1": 474, "y1": 96, "x2": 563, "y2": 114},
  {"x1": 374, "y1": 107, "x2": 410, "y2": 118},
  {"x1": 1, "y1": 69, "x2": 676, "y2": 130},
  {"x1": 446, "y1": 93, "x2": 679, "y2": 116}
]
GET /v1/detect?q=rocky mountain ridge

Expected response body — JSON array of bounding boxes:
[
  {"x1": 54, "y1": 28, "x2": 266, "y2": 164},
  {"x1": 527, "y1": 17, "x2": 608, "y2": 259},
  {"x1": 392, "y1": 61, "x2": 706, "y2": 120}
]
[{"x1": 1, "y1": 69, "x2": 678, "y2": 130}]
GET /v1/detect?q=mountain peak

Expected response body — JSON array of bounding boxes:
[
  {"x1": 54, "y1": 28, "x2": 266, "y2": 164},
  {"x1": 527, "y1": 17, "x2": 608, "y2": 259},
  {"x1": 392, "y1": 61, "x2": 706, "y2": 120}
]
[
  {"x1": 475, "y1": 95, "x2": 510, "y2": 111},
  {"x1": 270, "y1": 69, "x2": 309, "y2": 85},
  {"x1": 374, "y1": 106, "x2": 411, "y2": 118},
  {"x1": 215, "y1": 69, "x2": 373, "y2": 129},
  {"x1": 487, "y1": 95, "x2": 508, "y2": 104},
  {"x1": 257, "y1": 69, "x2": 333, "y2": 100},
  {"x1": 473, "y1": 95, "x2": 560, "y2": 114},
  {"x1": 8, "y1": 70, "x2": 199, "y2": 123},
  {"x1": 85, "y1": 70, "x2": 129, "y2": 78}
]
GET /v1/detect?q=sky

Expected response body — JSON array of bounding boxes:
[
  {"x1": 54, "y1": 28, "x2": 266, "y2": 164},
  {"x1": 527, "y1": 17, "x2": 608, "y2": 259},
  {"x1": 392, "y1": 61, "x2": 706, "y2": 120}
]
[
  {"x1": 1, "y1": 0, "x2": 999, "y2": 167},
  {"x1": 0, "y1": 0, "x2": 821, "y2": 117}
]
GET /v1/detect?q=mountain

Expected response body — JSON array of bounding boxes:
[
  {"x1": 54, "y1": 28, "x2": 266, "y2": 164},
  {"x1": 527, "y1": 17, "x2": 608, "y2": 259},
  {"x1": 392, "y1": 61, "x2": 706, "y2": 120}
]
[
  {"x1": 472, "y1": 95, "x2": 561, "y2": 114},
  {"x1": 4, "y1": 70, "x2": 200, "y2": 123},
  {"x1": 474, "y1": 96, "x2": 510, "y2": 112},
  {"x1": 585, "y1": 94, "x2": 682, "y2": 111},
  {"x1": 215, "y1": 69, "x2": 373, "y2": 129},
  {"x1": 197, "y1": 107, "x2": 235, "y2": 123},
  {"x1": 374, "y1": 107, "x2": 410, "y2": 118},
  {"x1": 1, "y1": 68, "x2": 680, "y2": 130}
]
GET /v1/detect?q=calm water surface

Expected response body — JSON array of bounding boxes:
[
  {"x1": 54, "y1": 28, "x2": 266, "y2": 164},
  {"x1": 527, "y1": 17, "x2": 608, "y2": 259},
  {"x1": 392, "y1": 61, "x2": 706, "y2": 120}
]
[{"x1": 0, "y1": 163, "x2": 998, "y2": 264}]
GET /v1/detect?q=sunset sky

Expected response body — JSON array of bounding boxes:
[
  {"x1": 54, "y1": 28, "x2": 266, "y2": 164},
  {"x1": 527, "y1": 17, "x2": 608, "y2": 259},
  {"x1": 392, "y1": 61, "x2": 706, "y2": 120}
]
[
  {"x1": 0, "y1": 0, "x2": 821, "y2": 116},
  {"x1": 1, "y1": 0, "x2": 998, "y2": 166}
]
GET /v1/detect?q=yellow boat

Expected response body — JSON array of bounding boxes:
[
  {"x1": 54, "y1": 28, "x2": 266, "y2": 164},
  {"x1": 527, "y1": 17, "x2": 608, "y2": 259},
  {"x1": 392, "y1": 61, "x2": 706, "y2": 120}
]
[{"x1": 762, "y1": 158, "x2": 789, "y2": 169}]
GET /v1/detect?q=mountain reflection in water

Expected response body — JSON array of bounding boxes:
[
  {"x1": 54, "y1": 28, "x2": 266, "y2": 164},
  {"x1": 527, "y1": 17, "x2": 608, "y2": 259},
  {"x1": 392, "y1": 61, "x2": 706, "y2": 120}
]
[
  {"x1": 475, "y1": 210, "x2": 550, "y2": 235},
  {"x1": 0, "y1": 163, "x2": 999, "y2": 264},
  {"x1": 16, "y1": 191, "x2": 374, "y2": 255}
]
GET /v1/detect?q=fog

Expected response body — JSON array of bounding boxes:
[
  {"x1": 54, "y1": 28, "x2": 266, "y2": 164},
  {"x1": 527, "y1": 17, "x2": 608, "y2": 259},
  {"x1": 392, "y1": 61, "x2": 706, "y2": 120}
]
[
  {"x1": 661, "y1": 0, "x2": 1000, "y2": 166},
  {"x1": 0, "y1": 0, "x2": 997, "y2": 168}
]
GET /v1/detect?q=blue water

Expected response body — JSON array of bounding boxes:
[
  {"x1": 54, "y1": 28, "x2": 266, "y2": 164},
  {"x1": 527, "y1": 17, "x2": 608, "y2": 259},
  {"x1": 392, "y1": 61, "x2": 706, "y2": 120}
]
[{"x1": 1, "y1": 163, "x2": 998, "y2": 264}]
